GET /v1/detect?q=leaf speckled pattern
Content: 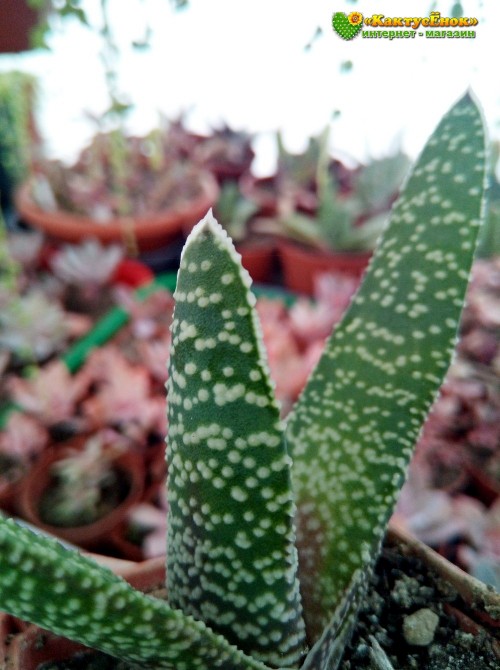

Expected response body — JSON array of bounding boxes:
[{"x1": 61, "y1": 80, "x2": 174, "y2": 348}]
[
  {"x1": 167, "y1": 212, "x2": 307, "y2": 668},
  {"x1": 0, "y1": 518, "x2": 272, "y2": 670},
  {"x1": 0, "y1": 93, "x2": 488, "y2": 670},
  {"x1": 287, "y1": 93, "x2": 487, "y2": 653}
]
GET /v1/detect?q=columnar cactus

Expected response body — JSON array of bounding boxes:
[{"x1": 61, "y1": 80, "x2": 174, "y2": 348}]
[{"x1": 0, "y1": 93, "x2": 488, "y2": 669}]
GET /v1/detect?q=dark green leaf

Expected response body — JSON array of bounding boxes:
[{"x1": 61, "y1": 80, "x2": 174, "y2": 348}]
[
  {"x1": 287, "y1": 93, "x2": 487, "y2": 640},
  {"x1": 166, "y1": 213, "x2": 307, "y2": 668}
]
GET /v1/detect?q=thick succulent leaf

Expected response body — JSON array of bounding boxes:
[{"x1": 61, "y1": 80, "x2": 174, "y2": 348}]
[
  {"x1": 166, "y1": 213, "x2": 307, "y2": 668},
  {"x1": 0, "y1": 517, "x2": 272, "y2": 670},
  {"x1": 300, "y1": 568, "x2": 366, "y2": 670},
  {"x1": 356, "y1": 152, "x2": 411, "y2": 211},
  {"x1": 286, "y1": 93, "x2": 487, "y2": 640}
]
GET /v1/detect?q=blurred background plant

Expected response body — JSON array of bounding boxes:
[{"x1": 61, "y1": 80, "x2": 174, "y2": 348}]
[
  {"x1": 251, "y1": 127, "x2": 410, "y2": 253},
  {"x1": 0, "y1": 71, "x2": 38, "y2": 222},
  {"x1": 38, "y1": 430, "x2": 128, "y2": 528},
  {"x1": 280, "y1": 139, "x2": 410, "y2": 252},
  {"x1": 0, "y1": 213, "x2": 68, "y2": 365},
  {"x1": 477, "y1": 142, "x2": 500, "y2": 258},
  {"x1": 212, "y1": 180, "x2": 259, "y2": 243}
]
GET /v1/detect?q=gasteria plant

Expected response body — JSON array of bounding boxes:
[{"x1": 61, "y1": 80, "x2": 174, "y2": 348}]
[
  {"x1": 0, "y1": 93, "x2": 488, "y2": 668},
  {"x1": 280, "y1": 131, "x2": 410, "y2": 253}
]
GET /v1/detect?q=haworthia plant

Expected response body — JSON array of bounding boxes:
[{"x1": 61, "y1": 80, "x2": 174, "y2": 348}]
[
  {"x1": 0, "y1": 93, "x2": 487, "y2": 670},
  {"x1": 287, "y1": 92, "x2": 487, "y2": 647},
  {"x1": 166, "y1": 218, "x2": 307, "y2": 667}
]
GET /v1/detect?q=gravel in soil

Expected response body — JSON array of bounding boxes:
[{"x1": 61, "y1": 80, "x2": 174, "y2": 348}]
[{"x1": 339, "y1": 546, "x2": 499, "y2": 669}]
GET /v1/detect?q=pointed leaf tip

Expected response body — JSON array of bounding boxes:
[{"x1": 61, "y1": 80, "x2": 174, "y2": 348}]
[
  {"x1": 183, "y1": 209, "x2": 230, "y2": 252},
  {"x1": 179, "y1": 209, "x2": 255, "y2": 295}
]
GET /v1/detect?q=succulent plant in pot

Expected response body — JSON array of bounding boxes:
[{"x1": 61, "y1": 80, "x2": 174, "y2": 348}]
[
  {"x1": 15, "y1": 1, "x2": 218, "y2": 255},
  {"x1": 0, "y1": 94, "x2": 498, "y2": 668},
  {"x1": 205, "y1": 180, "x2": 276, "y2": 283},
  {"x1": 272, "y1": 130, "x2": 410, "y2": 293},
  {"x1": 17, "y1": 429, "x2": 144, "y2": 549},
  {"x1": 48, "y1": 237, "x2": 125, "y2": 316},
  {"x1": 279, "y1": 142, "x2": 410, "y2": 253},
  {"x1": 192, "y1": 124, "x2": 255, "y2": 182},
  {"x1": 240, "y1": 128, "x2": 328, "y2": 218},
  {"x1": 16, "y1": 127, "x2": 219, "y2": 254}
]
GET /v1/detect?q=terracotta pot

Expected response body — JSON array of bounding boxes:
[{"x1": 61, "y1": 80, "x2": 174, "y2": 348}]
[
  {"x1": 0, "y1": 1, "x2": 41, "y2": 54},
  {"x1": 5, "y1": 627, "x2": 88, "y2": 670},
  {"x1": 0, "y1": 612, "x2": 14, "y2": 666},
  {"x1": 278, "y1": 239, "x2": 371, "y2": 295},
  {"x1": 15, "y1": 171, "x2": 218, "y2": 253},
  {"x1": 88, "y1": 553, "x2": 166, "y2": 592},
  {"x1": 0, "y1": 470, "x2": 26, "y2": 516},
  {"x1": 17, "y1": 440, "x2": 145, "y2": 549},
  {"x1": 237, "y1": 240, "x2": 276, "y2": 284}
]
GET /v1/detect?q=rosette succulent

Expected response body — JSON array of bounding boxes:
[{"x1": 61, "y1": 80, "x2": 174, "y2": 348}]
[{"x1": 0, "y1": 94, "x2": 490, "y2": 668}]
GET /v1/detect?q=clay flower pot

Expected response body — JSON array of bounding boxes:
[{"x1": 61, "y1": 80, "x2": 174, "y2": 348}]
[
  {"x1": 0, "y1": 467, "x2": 27, "y2": 516},
  {"x1": 17, "y1": 439, "x2": 145, "y2": 549},
  {"x1": 237, "y1": 240, "x2": 277, "y2": 284},
  {"x1": 278, "y1": 239, "x2": 371, "y2": 295},
  {"x1": 88, "y1": 553, "x2": 166, "y2": 592},
  {"x1": 15, "y1": 170, "x2": 218, "y2": 253},
  {"x1": 5, "y1": 627, "x2": 88, "y2": 670},
  {"x1": 0, "y1": 612, "x2": 15, "y2": 667}
]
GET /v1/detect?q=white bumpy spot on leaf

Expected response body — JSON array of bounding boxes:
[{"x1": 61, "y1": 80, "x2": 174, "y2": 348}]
[
  {"x1": 167, "y1": 212, "x2": 307, "y2": 667},
  {"x1": 287, "y1": 94, "x2": 487, "y2": 652}
]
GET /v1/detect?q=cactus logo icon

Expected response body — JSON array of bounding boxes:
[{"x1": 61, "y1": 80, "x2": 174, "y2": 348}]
[
  {"x1": 332, "y1": 11, "x2": 363, "y2": 40},
  {"x1": 332, "y1": 10, "x2": 478, "y2": 41}
]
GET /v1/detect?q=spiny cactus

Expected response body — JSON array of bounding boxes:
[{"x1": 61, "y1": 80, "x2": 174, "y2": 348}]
[{"x1": 0, "y1": 93, "x2": 488, "y2": 669}]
